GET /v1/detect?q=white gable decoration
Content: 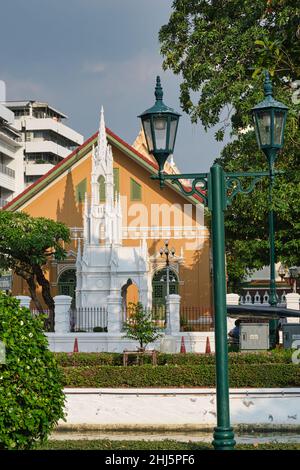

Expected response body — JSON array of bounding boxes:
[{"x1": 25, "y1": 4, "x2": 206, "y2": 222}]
[{"x1": 76, "y1": 108, "x2": 150, "y2": 310}]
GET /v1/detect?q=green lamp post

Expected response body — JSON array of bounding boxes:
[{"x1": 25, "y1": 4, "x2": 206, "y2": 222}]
[
  {"x1": 251, "y1": 72, "x2": 288, "y2": 307},
  {"x1": 139, "y1": 75, "x2": 287, "y2": 450},
  {"x1": 139, "y1": 76, "x2": 236, "y2": 450}
]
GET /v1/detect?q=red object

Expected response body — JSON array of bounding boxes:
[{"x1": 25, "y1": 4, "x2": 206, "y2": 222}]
[
  {"x1": 205, "y1": 336, "x2": 211, "y2": 354},
  {"x1": 73, "y1": 337, "x2": 79, "y2": 353},
  {"x1": 180, "y1": 336, "x2": 186, "y2": 354}
]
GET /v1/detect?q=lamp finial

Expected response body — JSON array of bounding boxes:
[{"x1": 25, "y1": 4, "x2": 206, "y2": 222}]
[
  {"x1": 155, "y1": 76, "x2": 163, "y2": 101},
  {"x1": 264, "y1": 70, "x2": 273, "y2": 97}
]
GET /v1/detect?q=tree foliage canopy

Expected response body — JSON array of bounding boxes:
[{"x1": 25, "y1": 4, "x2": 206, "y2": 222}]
[
  {"x1": 160, "y1": 0, "x2": 300, "y2": 135},
  {"x1": 123, "y1": 302, "x2": 162, "y2": 349},
  {"x1": 0, "y1": 211, "x2": 70, "y2": 323},
  {"x1": 160, "y1": 0, "x2": 300, "y2": 289},
  {"x1": 0, "y1": 292, "x2": 65, "y2": 449}
]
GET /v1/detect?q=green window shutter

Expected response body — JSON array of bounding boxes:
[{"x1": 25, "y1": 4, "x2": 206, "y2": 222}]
[
  {"x1": 113, "y1": 167, "x2": 119, "y2": 195},
  {"x1": 130, "y1": 178, "x2": 142, "y2": 201},
  {"x1": 98, "y1": 175, "x2": 106, "y2": 202},
  {"x1": 76, "y1": 178, "x2": 87, "y2": 203}
]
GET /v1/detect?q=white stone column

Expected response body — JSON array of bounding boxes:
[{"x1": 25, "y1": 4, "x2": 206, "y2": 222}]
[
  {"x1": 107, "y1": 294, "x2": 123, "y2": 333},
  {"x1": 54, "y1": 295, "x2": 72, "y2": 333},
  {"x1": 226, "y1": 293, "x2": 240, "y2": 305},
  {"x1": 16, "y1": 295, "x2": 31, "y2": 309},
  {"x1": 166, "y1": 294, "x2": 181, "y2": 335},
  {"x1": 286, "y1": 293, "x2": 300, "y2": 323},
  {"x1": 226, "y1": 293, "x2": 239, "y2": 332}
]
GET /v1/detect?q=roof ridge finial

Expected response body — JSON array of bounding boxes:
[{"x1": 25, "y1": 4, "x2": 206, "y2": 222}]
[
  {"x1": 99, "y1": 105, "x2": 105, "y2": 133},
  {"x1": 97, "y1": 105, "x2": 107, "y2": 160},
  {"x1": 155, "y1": 76, "x2": 163, "y2": 102},
  {"x1": 264, "y1": 70, "x2": 273, "y2": 97}
]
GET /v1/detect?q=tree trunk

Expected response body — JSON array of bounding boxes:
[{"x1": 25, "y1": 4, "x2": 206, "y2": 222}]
[
  {"x1": 14, "y1": 267, "x2": 44, "y2": 314},
  {"x1": 26, "y1": 275, "x2": 44, "y2": 314},
  {"x1": 34, "y1": 265, "x2": 55, "y2": 331}
]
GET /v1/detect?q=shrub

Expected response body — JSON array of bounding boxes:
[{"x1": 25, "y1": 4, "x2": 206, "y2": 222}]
[
  {"x1": 54, "y1": 349, "x2": 294, "y2": 367},
  {"x1": 61, "y1": 363, "x2": 300, "y2": 388},
  {"x1": 0, "y1": 293, "x2": 65, "y2": 449},
  {"x1": 38, "y1": 440, "x2": 300, "y2": 451},
  {"x1": 123, "y1": 302, "x2": 162, "y2": 349},
  {"x1": 56, "y1": 352, "x2": 123, "y2": 367}
]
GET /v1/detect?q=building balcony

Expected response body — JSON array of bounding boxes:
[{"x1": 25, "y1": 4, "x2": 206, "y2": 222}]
[
  {"x1": 0, "y1": 132, "x2": 22, "y2": 159},
  {"x1": 25, "y1": 140, "x2": 72, "y2": 159},
  {"x1": 25, "y1": 162, "x2": 55, "y2": 177},
  {"x1": 0, "y1": 164, "x2": 15, "y2": 178},
  {"x1": 0, "y1": 168, "x2": 15, "y2": 192},
  {"x1": 14, "y1": 117, "x2": 83, "y2": 146}
]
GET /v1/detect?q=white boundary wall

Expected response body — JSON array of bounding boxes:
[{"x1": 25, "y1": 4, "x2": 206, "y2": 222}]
[
  {"x1": 59, "y1": 388, "x2": 300, "y2": 430},
  {"x1": 46, "y1": 332, "x2": 215, "y2": 353}
]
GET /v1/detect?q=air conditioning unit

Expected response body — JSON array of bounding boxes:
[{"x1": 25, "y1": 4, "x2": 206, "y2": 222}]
[
  {"x1": 282, "y1": 324, "x2": 300, "y2": 349},
  {"x1": 240, "y1": 323, "x2": 269, "y2": 351}
]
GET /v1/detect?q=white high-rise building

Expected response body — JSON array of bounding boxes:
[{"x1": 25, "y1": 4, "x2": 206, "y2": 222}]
[
  {"x1": 0, "y1": 103, "x2": 23, "y2": 207},
  {"x1": 4, "y1": 100, "x2": 84, "y2": 188}
]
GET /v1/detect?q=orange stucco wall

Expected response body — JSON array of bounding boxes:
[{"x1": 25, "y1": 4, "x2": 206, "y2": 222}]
[{"x1": 12, "y1": 142, "x2": 211, "y2": 311}]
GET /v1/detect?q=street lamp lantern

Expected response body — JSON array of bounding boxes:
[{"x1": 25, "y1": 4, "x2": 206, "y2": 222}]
[
  {"x1": 138, "y1": 76, "x2": 181, "y2": 176},
  {"x1": 251, "y1": 71, "x2": 288, "y2": 307},
  {"x1": 251, "y1": 71, "x2": 288, "y2": 158}
]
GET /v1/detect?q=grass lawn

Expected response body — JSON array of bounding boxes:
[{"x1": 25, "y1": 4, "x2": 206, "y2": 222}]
[{"x1": 38, "y1": 439, "x2": 300, "y2": 451}]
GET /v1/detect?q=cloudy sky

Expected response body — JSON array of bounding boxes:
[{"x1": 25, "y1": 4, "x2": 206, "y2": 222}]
[{"x1": 1, "y1": 0, "x2": 230, "y2": 172}]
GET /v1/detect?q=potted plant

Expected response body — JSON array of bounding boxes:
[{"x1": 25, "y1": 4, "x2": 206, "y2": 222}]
[{"x1": 123, "y1": 302, "x2": 163, "y2": 351}]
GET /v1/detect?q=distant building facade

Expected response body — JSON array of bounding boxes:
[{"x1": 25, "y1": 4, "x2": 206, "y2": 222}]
[
  {"x1": 0, "y1": 103, "x2": 23, "y2": 207},
  {"x1": 4, "y1": 100, "x2": 83, "y2": 188}
]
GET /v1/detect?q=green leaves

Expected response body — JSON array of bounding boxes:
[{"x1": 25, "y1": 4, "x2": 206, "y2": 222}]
[
  {"x1": 0, "y1": 212, "x2": 70, "y2": 314},
  {"x1": 123, "y1": 302, "x2": 163, "y2": 349},
  {"x1": 0, "y1": 292, "x2": 65, "y2": 449},
  {"x1": 160, "y1": 0, "x2": 300, "y2": 134},
  {"x1": 0, "y1": 212, "x2": 70, "y2": 267},
  {"x1": 160, "y1": 0, "x2": 300, "y2": 289},
  {"x1": 220, "y1": 130, "x2": 300, "y2": 290},
  {"x1": 61, "y1": 363, "x2": 300, "y2": 388}
]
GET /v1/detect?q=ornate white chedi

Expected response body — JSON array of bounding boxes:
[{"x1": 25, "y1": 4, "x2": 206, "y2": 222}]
[{"x1": 76, "y1": 108, "x2": 150, "y2": 309}]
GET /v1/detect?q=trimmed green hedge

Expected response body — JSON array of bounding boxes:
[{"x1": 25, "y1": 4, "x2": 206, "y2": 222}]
[
  {"x1": 61, "y1": 364, "x2": 300, "y2": 388},
  {"x1": 56, "y1": 352, "x2": 123, "y2": 366},
  {"x1": 55, "y1": 349, "x2": 294, "y2": 367},
  {"x1": 39, "y1": 439, "x2": 300, "y2": 451}
]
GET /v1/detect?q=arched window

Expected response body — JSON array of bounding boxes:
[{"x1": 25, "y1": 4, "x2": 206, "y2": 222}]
[
  {"x1": 121, "y1": 279, "x2": 139, "y2": 319},
  {"x1": 98, "y1": 175, "x2": 106, "y2": 202},
  {"x1": 152, "y1": 268, "x2": 178, "y2": 307},
  {"x1": 58, "y1": 269, "x2": 76, "y2": 307}
]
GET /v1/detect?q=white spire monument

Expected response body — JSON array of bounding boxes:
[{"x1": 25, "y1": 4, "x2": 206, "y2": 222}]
[{"x1": 76, "y1": 108, "x2": 149, "y2": 312}]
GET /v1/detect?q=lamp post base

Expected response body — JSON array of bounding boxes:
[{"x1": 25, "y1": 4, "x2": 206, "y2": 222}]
[{"x1": 212, "y1": 427, "x2": 236, "y2": 450}]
